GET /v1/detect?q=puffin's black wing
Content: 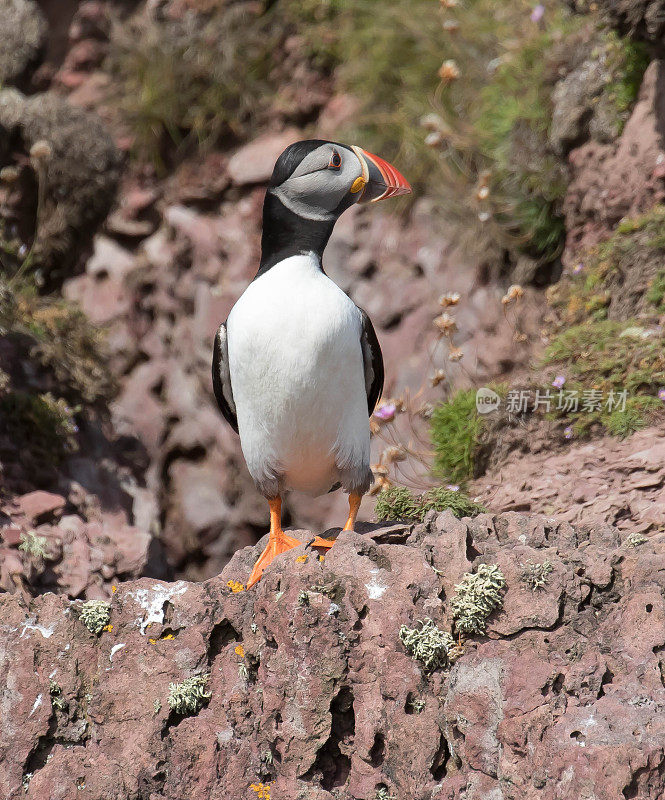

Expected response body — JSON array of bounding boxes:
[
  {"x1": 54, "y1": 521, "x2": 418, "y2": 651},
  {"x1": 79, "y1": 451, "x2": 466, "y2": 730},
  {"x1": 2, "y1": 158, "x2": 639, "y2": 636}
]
[
  {"x1": 212, "y1": 323, "x2": 238, "y2": 433},
  {"x1": 359, "y1": 308, "x2": 384, "y2": 415}
]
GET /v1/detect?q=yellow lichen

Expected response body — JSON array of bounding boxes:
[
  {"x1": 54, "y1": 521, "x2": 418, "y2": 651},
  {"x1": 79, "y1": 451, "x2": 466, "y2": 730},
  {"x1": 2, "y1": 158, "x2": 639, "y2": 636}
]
[
  {"x1": 235, "y1": 644, "x2": 245, "y2": 658},
  {"x1": 227, "y1": 580, "x2": 245, "y2": 593},
  {"x1": 250, "y1": 783, "x2": 272, "y2": 799},
  {"x1": 295, "y1": 554, "x2": 308, "y2": 563}
]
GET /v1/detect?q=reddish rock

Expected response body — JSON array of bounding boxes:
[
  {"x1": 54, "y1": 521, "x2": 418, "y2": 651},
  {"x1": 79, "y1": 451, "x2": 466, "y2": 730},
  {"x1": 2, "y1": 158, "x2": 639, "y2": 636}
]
[
  {"x1": 2, "y1": 511, "x2": 665, "y2": 799},
  {"x1": 472, "y1": 425, "x2": 665, "y2": 532},
  {"x1": 227, "y1": 129, "x2": 301, "y2": 186},
  {"x1": 563, "y1": 60, "x2": 665, "y2": 260},
  {"x1": 17, "y1": 490, "x2": 66, "y2": 524}
]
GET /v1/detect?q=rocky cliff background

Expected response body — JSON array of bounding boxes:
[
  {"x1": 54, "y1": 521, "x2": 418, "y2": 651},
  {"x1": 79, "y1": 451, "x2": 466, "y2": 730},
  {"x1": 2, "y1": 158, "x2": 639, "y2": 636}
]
[{"x1": 1, "y1": 0, "x2": 665, "y2": 797}]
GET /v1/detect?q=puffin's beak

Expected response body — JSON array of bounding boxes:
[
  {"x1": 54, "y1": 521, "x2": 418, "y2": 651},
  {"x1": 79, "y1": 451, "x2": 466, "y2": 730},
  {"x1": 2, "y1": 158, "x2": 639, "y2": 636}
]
[{"x1": 351, "y1": 145, "x2": 412, "y2": 203}]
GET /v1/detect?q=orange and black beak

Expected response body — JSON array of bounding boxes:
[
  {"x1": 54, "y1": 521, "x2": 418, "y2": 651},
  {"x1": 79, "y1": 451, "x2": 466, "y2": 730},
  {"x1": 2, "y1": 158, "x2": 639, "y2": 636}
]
[{"x1": 351, "y1": 146, "x2": 412, "y2": 203}]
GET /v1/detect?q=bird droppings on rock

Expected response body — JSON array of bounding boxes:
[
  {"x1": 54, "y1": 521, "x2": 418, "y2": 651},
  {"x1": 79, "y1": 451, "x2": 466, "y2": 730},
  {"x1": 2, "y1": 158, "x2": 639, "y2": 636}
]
[
  {"x1": 128, "y1": 581, "x2": 188, "y2": 634},
  {"x1": 77, "y1": 598, "x2": 111, "y2": 634}
]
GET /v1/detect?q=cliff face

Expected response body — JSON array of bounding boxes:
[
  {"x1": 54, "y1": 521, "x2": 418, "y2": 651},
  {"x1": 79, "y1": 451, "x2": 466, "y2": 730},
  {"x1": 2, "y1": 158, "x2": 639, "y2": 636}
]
[{"x1": 4, "y1": 511, "x2": 665, "y2": 800}]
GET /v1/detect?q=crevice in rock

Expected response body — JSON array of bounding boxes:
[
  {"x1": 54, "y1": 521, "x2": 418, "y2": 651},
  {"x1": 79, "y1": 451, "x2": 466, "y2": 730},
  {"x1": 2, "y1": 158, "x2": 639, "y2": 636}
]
[
  {"x1": 597, "y1": 667, "x2": 614, "y2": 698},
  {"x1": 430, "y1": 731, "x2": 450, "y2": 782},
  {"x1": 207, "y1": 618, "x2": 241, "y2": 663},
  {"x1": 302, "y1": 684, "x2": 355, "y2": 790},
  {"x1": 466, "y1": 530, "x2": 481, "y2": 562},
  {"x1": 369, "y1": 732, "x2": 385, "y2": 767},
  {"x1": 352, "y1": 605, "x2": 368, "y2": 632}
]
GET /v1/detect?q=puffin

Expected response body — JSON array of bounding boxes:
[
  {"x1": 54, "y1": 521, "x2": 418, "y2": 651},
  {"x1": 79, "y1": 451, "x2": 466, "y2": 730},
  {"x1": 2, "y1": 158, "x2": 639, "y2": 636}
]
[{"x1": 212, "y1": 139, "x2": 410, "y2": 588}]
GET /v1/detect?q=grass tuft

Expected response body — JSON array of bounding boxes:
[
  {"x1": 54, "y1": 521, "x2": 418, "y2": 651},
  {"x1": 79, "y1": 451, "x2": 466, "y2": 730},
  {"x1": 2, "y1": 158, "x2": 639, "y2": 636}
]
[
  {"x1": 430, "y1": 389, "x2": 483, "y2": 484},
  {"x1": 374, "y1": 485, "x2": 485, "y2": 523}
]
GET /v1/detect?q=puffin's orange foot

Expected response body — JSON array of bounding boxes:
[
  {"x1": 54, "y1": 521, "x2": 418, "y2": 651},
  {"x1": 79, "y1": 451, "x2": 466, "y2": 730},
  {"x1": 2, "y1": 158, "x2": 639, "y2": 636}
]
[
  {"x1": 246, "y1": 530, "x2": 301, "y2": 588},
  {"x1": 308, "y1": 536, "x2": 336, "y2": 549}
]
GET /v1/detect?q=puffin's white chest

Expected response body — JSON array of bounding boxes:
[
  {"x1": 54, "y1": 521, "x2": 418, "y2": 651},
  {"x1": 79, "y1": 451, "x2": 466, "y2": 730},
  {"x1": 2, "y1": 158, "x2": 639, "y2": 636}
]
[{"x1": 226, "y1": 254, "x2": 370, "y2": 496}]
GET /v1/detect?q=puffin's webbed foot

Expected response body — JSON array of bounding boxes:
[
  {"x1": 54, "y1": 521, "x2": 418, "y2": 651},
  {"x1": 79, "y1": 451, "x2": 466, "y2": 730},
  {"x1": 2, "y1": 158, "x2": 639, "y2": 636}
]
[
  {"x1": 247, "y1": 496, "x2": 300, "y2": 588},
  {"x1": 307, "y1": 492, "x2": 363, "y2": 551}
]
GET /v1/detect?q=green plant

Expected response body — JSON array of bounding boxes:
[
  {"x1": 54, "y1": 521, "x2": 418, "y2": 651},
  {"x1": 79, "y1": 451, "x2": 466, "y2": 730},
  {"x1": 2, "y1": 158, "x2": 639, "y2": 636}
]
[
  {"x1": 431, "y1": 389, "x2": 483, "y2": 483},
  {"x1": 374, "y1": 485, "x2": 485, "y2": 522},
  {"x1": 167, "y1": 674, "x2": 211, "y2": 716},
  {"x1": 451, "y1": 564, "x2": 506, "y2": 635},
  {"x1": 647, "y1": 270, "x2": 665, "y2": 313},
  {"x1": 78, "y1": 600, "x2": 111, "y2": 635},
  {"x1": 399, "y1": 618, "x2": 457, "y2": 672},
  {"x1": 542, "y1": 319, "x2": 665, "y2": 437},
  {"x1": 0, "y1": 391, "x2": 79, "y2": 464}
]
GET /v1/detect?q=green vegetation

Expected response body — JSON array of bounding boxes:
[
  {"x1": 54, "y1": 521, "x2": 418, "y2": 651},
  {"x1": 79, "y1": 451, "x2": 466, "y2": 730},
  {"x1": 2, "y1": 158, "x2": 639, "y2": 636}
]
[
  {"x1": 78, "y1": 600, "x2": 111, "y2": 635},
  {"x1": 543, "y1": 320, "x2": 664, "y2": 437},
  {"x1": 624, "y1": 532, "x2": 648, "y2": 547},
  {"x1": 168, "y1": 674, "x2": 211, "y2": 716},
  {"x1": 430, "y1": 389, "x2": 483, "y2": 484},
  {"x1": 374, "y1": 485, "x2": 485, "y2": 522},
  {"x1": 451, "y1": 564, "x2": 506, "y2": 635},
  {"x1": 0, "y1": 279, "x2": 113, "y2": 467},
  {"x1": 549, "y1": 206, "x2": 665, "y2": 325},
  {"x1": 113, "y1": 1, "x2": 647, "y2": 270},
  {"x1": 604, "y1": 36, "x2": 650, "y2": 119},
  {"x1": 49, "y1": 681, "x2": 67, "y2": 711},
  {"x1": 398, "y1": 618, "x2": 457, "y2": 672},
  {"x1": 647, "y1": 270, "x2": 665, "y2": 313},
  {"x1": 0, "y1": 391, "x2": 79, "y2": 464}
]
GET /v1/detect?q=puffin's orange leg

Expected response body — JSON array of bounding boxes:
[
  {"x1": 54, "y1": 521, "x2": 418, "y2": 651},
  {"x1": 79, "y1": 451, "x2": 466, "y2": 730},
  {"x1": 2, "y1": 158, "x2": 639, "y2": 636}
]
[
  {"x1": 309, "y1": 492, "x2": 363, "y2": 548},
  {"x1": 246, "y1": 496, "x2": 301, "y2": 588}
]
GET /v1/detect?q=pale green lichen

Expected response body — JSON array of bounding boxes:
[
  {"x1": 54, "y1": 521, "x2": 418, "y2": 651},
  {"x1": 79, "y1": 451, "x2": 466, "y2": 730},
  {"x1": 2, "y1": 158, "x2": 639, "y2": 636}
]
[
  {"x1": 153, "y1": 699, "x2": 162, "y2": 714},
  {"x1": 297, "y1": 590, "x2": 310, "y2": 606},
  {"x1": 78, "y1": 599, "x2": 111, "y2": 635},
  {"x1": 49, "y1": 681, "x2": 66, "y2": 711},
  {"x1": 18, "y1": 531, "x2": 49, "y2": 559},
  {"x1": 406, "y1": 696, "x2": 425, "y2": 714},
  {"x1": 375, "y1": 788, "x2": 395, "y2": 800},
  {"x1": 399, "y1": 618, "x2": 456, "y2": 672},
  {"x1": 624, "y1": 532, "x2": 648, "y2": 547},
  {"x1": 520, "y1": 561, "x2": 553, "y2": 591},
  {"x1": 167, "y1": 674, "x2": 211, "y2": 716},
  {"x1": 451, "y1": 564, "x2": 506, "y2": 635}
]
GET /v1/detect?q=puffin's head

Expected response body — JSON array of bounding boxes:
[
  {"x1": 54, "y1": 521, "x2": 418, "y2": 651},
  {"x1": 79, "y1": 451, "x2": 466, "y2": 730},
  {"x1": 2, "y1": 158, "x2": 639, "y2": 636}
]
[{"x1": 268, "y1": 139, "x2": 411, "y2": 222}]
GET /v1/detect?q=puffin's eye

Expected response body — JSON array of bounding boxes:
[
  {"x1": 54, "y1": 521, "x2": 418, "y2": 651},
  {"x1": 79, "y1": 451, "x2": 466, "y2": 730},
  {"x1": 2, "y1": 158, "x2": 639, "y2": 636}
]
[{"x1": 328, "y1": 150, "x2": 342, "y2": 170}]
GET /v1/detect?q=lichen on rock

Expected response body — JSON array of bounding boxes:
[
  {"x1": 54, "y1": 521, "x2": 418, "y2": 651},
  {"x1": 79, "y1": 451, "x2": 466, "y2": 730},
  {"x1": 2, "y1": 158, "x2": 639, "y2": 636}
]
[
  {"x1": 167, "y1": 674, "x2": 211, "y2": 716},
  {"x1": 399, "y1": 617, "x2": 457, "y2": 672},
  {"x1": 451, "y1": 563, "x2": 506, "y2": 635},
  {"x1": 78, "y1": 599, "x2": 111, "y2": 635}
]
